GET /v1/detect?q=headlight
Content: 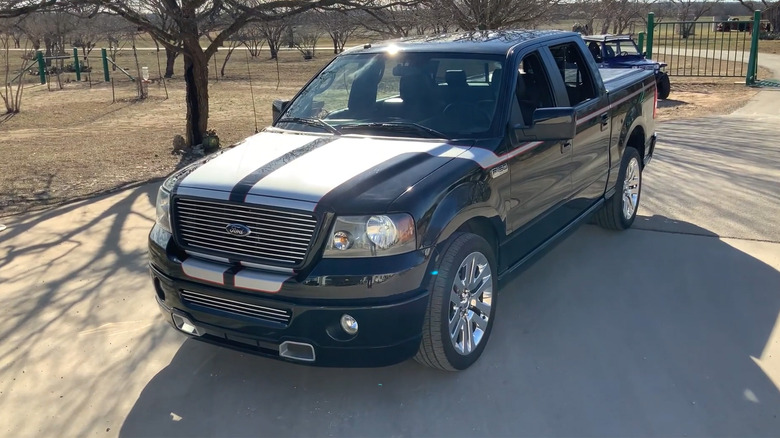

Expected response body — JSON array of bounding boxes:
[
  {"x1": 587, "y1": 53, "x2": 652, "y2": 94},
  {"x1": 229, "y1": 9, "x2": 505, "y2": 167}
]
[
  {"x1": 154, "y1": 150, "x2": 226, "y2": 234},
  {"x1": 155, "y1": 186, "x2": 172, "y2": 233},
  {"x1": 323, "y1": 214, "x2": 415, "y2": 258}
]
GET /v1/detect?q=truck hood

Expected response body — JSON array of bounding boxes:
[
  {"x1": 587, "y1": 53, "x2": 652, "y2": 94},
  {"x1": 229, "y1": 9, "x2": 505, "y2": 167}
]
[{"x1": 174, "y1": 130, "x2": 472, "y2": 213}]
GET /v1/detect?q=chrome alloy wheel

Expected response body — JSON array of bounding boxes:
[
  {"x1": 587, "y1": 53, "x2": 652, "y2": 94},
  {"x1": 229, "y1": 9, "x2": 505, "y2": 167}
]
[
  {"x1": 448, "y1": 252, "x2": 493, "y2": 355},
  {"x1": 622, "y1": 157, "x2": 641, "y2": 220}
]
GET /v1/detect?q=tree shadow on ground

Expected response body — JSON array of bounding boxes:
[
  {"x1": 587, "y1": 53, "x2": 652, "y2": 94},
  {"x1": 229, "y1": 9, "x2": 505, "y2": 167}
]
[
  {"x1": 0, "y1": 112, "x2": 15, "y2": 126},
  {"x1": 641, "y1": 115, "x2": 780, "y2": 242},
  {"x1": 119, "y1": 217, "x2": 780, "y2": 438},
  {"x1": 0, "y1": 145, "x2": 195, "y2": 218},
  {"x1": 0, "y1": 183, "x2": 179, "y2": 436}
]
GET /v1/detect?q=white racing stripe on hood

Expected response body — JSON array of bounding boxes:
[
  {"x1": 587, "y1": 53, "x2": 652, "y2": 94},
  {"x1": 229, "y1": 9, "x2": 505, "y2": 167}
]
[
  {"x1": 248, "y1": 137, "x2": 470, "y2": 203},
  {"x1": 178, "y1": 132, "x2": 321, "y2": 192}
]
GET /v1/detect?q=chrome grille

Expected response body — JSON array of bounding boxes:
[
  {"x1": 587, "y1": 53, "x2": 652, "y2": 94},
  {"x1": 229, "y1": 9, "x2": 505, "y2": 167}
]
[
  {"x1": 174, "y1": 197, "x2": 317, "y2": 266},
  {"x1": 181, "y1": 290, "x2": 291, "y2": 325}
]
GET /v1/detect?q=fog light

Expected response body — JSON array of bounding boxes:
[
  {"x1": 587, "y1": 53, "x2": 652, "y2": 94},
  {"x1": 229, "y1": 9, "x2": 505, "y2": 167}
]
[
  {"x1": 172, "y1": 314, "x2": 202, "y2": 336},
  {"x1": 333, "y1": 231, "x2": 353, "y2": 250},
  {"x1": 340, "y1": 314, "x2": 359, "y2": 335}
]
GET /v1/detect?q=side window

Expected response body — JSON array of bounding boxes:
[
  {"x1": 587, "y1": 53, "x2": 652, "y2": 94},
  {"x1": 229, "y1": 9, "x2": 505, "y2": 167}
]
[
  {"x1": 549, "y1": 43, "x2": 597, "y2": 106},
  {"x1": 512, "y1": 51, "x2": 555, "y2": 127}
]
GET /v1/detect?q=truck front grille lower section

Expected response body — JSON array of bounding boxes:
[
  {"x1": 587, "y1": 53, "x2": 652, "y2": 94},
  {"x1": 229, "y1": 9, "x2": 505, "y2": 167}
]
[
  {"x1": 181, "y1": 290, "x2": 291, "y2": 325},
  {"x1": 174, "y1": 197, "x2": 317, "y2": 266}
]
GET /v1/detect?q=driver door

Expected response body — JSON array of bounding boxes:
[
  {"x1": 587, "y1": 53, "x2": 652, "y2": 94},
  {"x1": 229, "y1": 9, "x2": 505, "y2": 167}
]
[{"x1": 503, "y1": 50, "x2": 575, "y2": 262}]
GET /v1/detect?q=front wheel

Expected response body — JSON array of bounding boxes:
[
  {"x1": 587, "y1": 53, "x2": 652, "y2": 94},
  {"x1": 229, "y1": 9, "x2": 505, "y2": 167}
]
[
  {"x1": 595, "y1": 147, "x2": 642, "y2": 230},
  {"x1": 415, "y1": 233, "x2": 497, "y2": 371}
]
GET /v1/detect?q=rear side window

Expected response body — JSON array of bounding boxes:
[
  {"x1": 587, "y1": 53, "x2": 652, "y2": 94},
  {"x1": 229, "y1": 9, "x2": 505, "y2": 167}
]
[{"x1": 549, "y1": 43, "x2": 597, "y2": 106}]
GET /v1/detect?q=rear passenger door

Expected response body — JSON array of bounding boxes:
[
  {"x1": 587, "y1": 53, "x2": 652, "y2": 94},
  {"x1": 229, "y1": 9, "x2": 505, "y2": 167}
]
[
  {"x1": 548, "y1": 42, "x2": 611, "y2": 212},
  {"x1": 503, "y1": 50, "x2": 574, "y2": 262}
]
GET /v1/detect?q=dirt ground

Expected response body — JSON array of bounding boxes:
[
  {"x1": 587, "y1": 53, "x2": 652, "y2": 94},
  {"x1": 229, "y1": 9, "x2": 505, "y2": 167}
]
[{"x1": 0, "y1": 51, "x2": 767, "y2": 217}]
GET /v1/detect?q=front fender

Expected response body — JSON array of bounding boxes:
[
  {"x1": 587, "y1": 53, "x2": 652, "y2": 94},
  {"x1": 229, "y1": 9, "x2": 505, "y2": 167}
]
[{"x1": 419, "y1": 180, "x2": 505, "y2": 249}]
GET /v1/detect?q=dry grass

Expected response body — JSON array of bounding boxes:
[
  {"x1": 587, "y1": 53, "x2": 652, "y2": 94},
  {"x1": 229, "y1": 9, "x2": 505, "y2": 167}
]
[
  {"x1": 0, "y1": 47, "x2": 765, "y2": 217},
  {"x1": 658, "y1": 76, "x2": 759, "y2": 121},
  {"x1": 653, "y1": 54, "x2": 773, "y2": 78},
  {"x1": 0, "y1": 51, "x2": 332, "y2": 216}
]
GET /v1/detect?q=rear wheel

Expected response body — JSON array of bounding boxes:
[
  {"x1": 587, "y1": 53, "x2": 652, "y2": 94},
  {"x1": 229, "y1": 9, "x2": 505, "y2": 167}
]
[
  {"x1": 596, "y1": 147, "x2": 642, "y2": 231},
  {"x1": 657, "y1": 72, "x2": 671, "y2": 100},
  {"x1": 415, "y1": 233, "x2": 497, "y2": 371}
]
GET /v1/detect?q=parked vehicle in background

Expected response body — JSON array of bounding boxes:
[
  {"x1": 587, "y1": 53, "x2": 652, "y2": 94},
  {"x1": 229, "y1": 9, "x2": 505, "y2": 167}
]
[
  {"x1": 584, "y1": 34, "x2": 671, "y2": 99},
  {"x1": 149, "y1": 30, "x2": 658, "y2": 371}
]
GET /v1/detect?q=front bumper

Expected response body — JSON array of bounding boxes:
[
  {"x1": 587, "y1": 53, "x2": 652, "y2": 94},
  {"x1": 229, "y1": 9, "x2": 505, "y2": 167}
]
[{"x1": 149, "y1": 225, "x2": 433, "y2": 367}]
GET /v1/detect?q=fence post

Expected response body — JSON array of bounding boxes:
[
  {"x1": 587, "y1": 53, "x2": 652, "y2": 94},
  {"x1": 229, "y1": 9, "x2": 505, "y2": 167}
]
[
  {"x1": 36, "y1": 51, "x2": 46, "y2": 85},
  {"x1": 746, "y1": 10, "x2": 762, "y2": 85},
  {"x1": 101, "y1": 48, "x2": 111, "y2": 82},
  {"x1": 73, "y1": 48, "x2": 81, "y2": 82},
  {"x1": 646, "y1": 12, "x2": 655, "y2": 59},
  {"x1": 638, "y1": 32, "x2": 645, "y2": 54}
]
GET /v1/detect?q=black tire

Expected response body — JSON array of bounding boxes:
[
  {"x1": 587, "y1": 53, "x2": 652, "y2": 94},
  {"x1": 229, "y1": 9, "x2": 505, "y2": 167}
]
[
  {"x1": 595, "y1": 147, "x2": 642, "y2": 231},
  {"x1": 415, "y1": 232, "x2": 497, "y2": 371},
  {"x1": 657, "y1": 73, "x2": 671, "y2": 100}
]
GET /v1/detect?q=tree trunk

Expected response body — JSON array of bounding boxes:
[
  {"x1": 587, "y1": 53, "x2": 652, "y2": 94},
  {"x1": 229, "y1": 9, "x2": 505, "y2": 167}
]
[
  {"x1": 182, "y1": 47, "x2": 209, "y2": 147},
  {"x1": 165, "y1": 47, "x2": 178, "y2": 78},
  {"x1": 44, "y1": 37, "x2": 53, "y2": 67},
  {"x1": 221, "y1": 46, "x2": 236, "y2": 77},
  {"x1": 332, "y1": 36, "x2": 339, "y2": 54},
  {"x1": 269, "y1": 44, "x2": 278, "y2": 60}
]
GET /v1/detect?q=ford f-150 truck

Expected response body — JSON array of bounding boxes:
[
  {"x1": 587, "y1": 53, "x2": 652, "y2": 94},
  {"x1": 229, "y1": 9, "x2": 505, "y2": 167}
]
[{"x1": 149, "y1": 30, "x2": 657, "y2": 371}]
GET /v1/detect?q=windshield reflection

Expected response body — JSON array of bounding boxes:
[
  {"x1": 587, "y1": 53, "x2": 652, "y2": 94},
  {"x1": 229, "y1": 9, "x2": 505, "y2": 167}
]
[{"x1": 277, "y1": 52, "x2": 506, "y2": 139}]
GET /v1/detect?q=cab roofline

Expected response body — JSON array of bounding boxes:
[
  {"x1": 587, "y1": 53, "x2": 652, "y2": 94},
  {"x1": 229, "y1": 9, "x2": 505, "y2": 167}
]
[
  {"x1": 340, "y1": 29, "x2": 579, "y2": 56},
  {"x1": 583, "y1": 34, "x2": 635, "y2": 42}
]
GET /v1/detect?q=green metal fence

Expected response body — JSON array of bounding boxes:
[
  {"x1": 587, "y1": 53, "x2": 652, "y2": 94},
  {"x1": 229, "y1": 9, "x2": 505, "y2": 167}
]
[{"x1": 645, "y1": 11, "x2": 763, "y2": 84}]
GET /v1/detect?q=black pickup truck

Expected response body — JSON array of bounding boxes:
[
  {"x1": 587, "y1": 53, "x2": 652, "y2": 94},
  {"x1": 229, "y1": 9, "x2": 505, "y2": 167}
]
[{"x1": 149, "y1": 30, "x2": 657, "y2": 371}]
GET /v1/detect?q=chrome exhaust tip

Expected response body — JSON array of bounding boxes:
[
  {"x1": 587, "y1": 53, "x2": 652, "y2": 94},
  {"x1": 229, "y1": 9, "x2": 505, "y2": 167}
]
[{"x1": 279, "y1": 341, "x2": 316, "y2": 362}]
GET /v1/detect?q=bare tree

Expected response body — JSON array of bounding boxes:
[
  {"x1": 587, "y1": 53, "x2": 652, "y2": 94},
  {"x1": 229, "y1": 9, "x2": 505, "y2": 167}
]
[
  {"x1": 258, "y1": 17, "x2": 291, "y2": 60},
  {"x1": 416, "y1": 3, "x2": 457, "y2": 34},
  {"x1": 315, "y1": 9, "x2": 357, "y2": 53},
  {"x1": 359, "y1": 4, "x2": 420, "y2": 37},
  {"x1": 104, "y1": 18, "x2": 136, "y2": 72},
  {"x1": 291, "y1": 23, "x2": 323, "y2": 58},
  {"x1": 1, "y1": 31, "x2": 25, "y2": 113},
  {"x1": 238, "y1": 23, "x2": 266, "y2": 57},
  {"x1": 739, "y1": 0, "x2": 779, "y2": 32},
  {"x1": 569, "y1": 0, "x2": 657, "y2": 36},
  {"x1": 0, "y1": 0, "x2": 422, "y2": 146},
  {"x1": 670, "y1": 0, "x2": 721, "y2": 37},
  {"x1": 429, "y1": 0, "x2": 559, "y2": 30}
]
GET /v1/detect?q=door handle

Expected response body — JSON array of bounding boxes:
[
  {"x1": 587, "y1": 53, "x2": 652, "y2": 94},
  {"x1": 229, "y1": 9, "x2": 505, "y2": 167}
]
[
  {"x1": 600, "y1": 113, "x2": 609, "y2": 126},
  {"x1": 561, "y1": 141, "x2": 572, "y2": 153}
]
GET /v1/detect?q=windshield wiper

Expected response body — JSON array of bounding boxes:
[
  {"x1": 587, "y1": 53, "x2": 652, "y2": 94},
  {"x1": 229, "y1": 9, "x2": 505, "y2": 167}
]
[
  {"x1": 339, "y1": 122, "x2": 446, "y2": 139},
  {"x1": 277, "y1": 117, "x2": 341, "y2": 135}
]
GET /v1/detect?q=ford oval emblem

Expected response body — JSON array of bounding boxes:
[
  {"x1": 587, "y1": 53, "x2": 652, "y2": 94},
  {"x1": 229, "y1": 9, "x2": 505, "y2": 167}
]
[{"x1": 225, "y1": 223, "x2": 252, "y2": 237}]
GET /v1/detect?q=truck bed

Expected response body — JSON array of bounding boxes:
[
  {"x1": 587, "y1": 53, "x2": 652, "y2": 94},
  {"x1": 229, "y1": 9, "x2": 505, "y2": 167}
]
[{"x1": 600, "y1": 68, "x2": 654, "y2": 94}]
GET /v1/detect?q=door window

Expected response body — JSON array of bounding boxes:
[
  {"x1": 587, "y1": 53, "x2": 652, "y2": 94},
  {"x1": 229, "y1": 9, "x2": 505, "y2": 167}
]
[
  {"x1": 549, "y1": 43, "x2": 597, "y2": 106},
  {"x1": 511, "y1": 52, "x2": 555, "y2": 127}
]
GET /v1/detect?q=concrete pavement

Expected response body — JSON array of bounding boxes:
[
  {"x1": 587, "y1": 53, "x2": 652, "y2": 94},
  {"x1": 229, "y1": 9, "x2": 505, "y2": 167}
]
[{"x1": 2, "y1": 69, "x2": 780, "y2": 438}]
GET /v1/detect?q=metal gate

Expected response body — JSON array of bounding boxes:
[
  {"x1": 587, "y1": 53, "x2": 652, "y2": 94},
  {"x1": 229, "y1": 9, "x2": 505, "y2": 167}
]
[{"x1": 643, "y1": 11, "x2": 764, "y2": 84}]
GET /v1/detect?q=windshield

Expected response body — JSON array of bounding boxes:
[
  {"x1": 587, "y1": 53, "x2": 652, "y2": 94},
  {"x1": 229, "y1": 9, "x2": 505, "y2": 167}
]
[
  {"x1": 603, "y1": 40, "x2": 641, "y2": 58},
  {"x1": 277, "y1": 52, "x2": 506, "y2": 139}
]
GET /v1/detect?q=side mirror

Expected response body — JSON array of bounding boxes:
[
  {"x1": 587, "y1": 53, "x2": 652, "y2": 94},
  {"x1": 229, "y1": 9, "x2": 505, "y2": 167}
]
[
  {"x1": 513, "y1": 107, "x2": 576, "y2": 142},
  {"x1": 272, "y1": 99, "x2": 290, "y2": 123}
]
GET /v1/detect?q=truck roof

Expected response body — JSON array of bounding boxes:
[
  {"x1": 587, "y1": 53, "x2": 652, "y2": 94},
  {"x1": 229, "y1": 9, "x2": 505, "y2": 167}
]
[
  {"x1": 583, "y1": 34, "x2": 634, "y2": 42},
  {"x1": 344, "y1": 29, "x2": 578, "y2": 55}
]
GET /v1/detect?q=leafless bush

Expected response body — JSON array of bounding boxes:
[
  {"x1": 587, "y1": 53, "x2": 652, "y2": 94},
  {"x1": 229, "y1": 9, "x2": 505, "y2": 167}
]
[{"x1": 1, "y1": 33, "x2": 25, "y2": 113}]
